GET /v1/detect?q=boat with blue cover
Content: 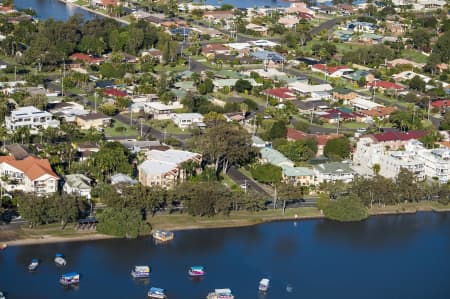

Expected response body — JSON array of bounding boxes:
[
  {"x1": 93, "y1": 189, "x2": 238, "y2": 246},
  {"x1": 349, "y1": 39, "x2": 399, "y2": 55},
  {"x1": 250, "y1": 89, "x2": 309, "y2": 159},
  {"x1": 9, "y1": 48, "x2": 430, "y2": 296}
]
[
  {"x1": 148, "y1": 287, "x2": 166, "y2": 299},
  {"x1": 28, "y1": 259, "x2": 39, "y2": 271},
  {"x1": 54, "y1": 253, "x2": 66, "y2": 266},
  {"x1": 59, "y1": 272, "x2": 80, "y2": 286},
  {"x1": 131, "y1": 265, "x2": 150, "y2": 278},
  {"x1": 188, "y1": 266, "x2": 205, "y2": 277}
]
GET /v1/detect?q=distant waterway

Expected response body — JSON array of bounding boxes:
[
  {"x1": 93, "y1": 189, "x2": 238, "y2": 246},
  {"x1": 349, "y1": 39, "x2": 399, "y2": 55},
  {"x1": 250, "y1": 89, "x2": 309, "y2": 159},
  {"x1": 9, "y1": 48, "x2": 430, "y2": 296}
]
[
  {"x1": 1, "y1": 212, "x2": 450, "y2": 299},
  {"x1": 14, "y1": 0, "x2": 95, "y2": 21}
]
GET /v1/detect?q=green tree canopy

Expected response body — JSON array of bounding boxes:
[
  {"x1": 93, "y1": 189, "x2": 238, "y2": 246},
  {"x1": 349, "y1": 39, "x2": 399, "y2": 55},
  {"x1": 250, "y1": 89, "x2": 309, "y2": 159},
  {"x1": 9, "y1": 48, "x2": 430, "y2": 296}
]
[
  {"x1": 323, "y1": 137, "x2": 351, "y2": 161},
  {"x1": 324, "y1": 195, "x2": 368, "y2": 222}
]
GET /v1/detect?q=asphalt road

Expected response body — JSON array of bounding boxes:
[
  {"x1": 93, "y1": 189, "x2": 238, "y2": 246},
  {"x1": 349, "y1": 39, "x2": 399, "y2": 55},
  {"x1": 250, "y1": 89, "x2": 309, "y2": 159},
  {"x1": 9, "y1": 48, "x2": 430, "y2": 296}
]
[
  {"x1": 310, "y1": 18, "x2": 341, "y2": 35},
  {"x1": 227, "y1": 166, "x2": 271, "y2": 198}
]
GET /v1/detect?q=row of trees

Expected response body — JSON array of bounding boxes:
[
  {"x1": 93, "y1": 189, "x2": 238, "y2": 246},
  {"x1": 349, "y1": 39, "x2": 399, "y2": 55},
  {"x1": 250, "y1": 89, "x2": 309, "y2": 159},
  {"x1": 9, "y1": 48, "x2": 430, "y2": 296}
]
[{"x1": 318, "y1": 168, "x2": 450, "y2": 222}]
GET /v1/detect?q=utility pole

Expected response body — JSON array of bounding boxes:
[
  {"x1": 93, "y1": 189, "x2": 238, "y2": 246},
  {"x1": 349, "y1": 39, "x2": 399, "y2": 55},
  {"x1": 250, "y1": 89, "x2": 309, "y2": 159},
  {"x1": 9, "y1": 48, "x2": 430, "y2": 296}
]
[
  {"x1": 130, "y1": 108, "x2": 133, "y2": 127},
  {"x1": 94, "y1": 92, "x2": 97, "y2": 113},
  {"x1": 140, "y1": 118, "x2": 143, "y2": 137},
  {"x1": 14, "y1": 65, "x2": 16, "y2": 82},
  {"x1": 61, "y1": 58, "x2": 65, "y2": 96},
  {"x1": 337, "y1": 112, "x2": 341, "y2": 134},
  {"x1": 427, "y1": 98, "x2": 431, "y2": 121}
]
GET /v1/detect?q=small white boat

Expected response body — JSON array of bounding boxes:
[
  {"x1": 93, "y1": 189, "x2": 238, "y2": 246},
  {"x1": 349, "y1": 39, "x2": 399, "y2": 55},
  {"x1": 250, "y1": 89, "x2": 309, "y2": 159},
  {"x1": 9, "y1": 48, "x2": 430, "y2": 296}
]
[
  {"x1": 259, "y1": 278, "x2": 270, "y2": 292},
  {"x1": 152, "y1": 230, "x2": 174, "y2": 242},
  {"x1": 131, "y1": 265, "x2": 151, "y2": 278},
  {"x1": 28, "y1": 259, "x2": 40, "y2": 271},
  {"x1": 188, "y1": 266, "x2": 205, "y2": 277},
  {"x1": 59, "y1": 272, "x2": 80, "y2": 286},
  {"x1": 54, "y1": 253, "x2": 67, "y2": 266},
  {"x1": 148, "y1": 287, "x2": 166, "y2": 299},
  {"x1": 0, "y1": 291, "x2": 5, "y2": 299},
  {"x1": 0, "y1": 243, "x2": 7, "y2": 250},
  {"x1": 206, "y1": 288, "x2": 234, "y2": 299}
]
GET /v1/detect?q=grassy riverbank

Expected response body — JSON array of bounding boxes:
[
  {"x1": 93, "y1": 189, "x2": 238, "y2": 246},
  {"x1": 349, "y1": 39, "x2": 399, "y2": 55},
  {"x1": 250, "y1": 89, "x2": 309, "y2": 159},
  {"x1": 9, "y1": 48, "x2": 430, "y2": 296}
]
[{"x1": 2, "y1": 202, "x2": 450, "y2": 246}]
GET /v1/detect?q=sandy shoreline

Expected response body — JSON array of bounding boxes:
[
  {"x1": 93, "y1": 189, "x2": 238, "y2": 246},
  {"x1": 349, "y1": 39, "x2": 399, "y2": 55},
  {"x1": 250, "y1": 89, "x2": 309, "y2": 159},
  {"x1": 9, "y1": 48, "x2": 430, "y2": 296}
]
[
  {"x1": 5, "y1": 233, "x2": 115, "y2": 246},
  {"x1": 2, "y1": 206, "x2": 449, "y2": 247}
]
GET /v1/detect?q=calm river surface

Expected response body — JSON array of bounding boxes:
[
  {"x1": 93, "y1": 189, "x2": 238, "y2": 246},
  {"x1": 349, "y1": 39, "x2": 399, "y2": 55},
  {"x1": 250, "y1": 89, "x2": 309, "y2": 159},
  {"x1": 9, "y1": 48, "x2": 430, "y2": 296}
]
[
  {"x1": 1, "y1": 212, "x2": 450, "y2": 299},
  {"x1": 14, "y1": 0, "x2": 95, "y2": 21}
]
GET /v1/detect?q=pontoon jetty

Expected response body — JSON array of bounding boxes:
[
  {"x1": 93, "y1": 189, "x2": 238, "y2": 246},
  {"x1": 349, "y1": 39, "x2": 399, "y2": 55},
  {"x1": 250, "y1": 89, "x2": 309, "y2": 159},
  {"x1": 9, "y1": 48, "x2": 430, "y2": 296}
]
[{"x1": 152, "y1": 230, "x2": 174, "y2": 242}]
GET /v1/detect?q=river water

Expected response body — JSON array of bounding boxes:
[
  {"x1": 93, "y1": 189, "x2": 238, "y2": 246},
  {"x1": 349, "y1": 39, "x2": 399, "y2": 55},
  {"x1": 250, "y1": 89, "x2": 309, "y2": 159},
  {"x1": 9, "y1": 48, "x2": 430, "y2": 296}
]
[
  {"x1": 14, "y1": 0, "x2": 95, "y2": 21},
  {"x1": 1, "y1": 212, "x2": 450, "y2": 299}
]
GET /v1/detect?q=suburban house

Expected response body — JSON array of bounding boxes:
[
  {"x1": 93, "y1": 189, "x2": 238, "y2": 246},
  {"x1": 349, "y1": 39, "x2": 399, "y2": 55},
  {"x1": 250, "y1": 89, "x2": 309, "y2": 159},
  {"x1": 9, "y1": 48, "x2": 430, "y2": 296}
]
[
  {"x1": 4, "y1": 143, "x2": 32, "y2": 160},
  {"x1": 245, "y1": 23, "x2": 268, "y2": 36},
  {"x1": 367, "y1": 81, "x2": 406, "y2": 92},
  {"x1": 49, "y1": 101, "x2": 89, "y2": 122},
  {"x1": 110, "y1": 173, "x2": 138, "y2": 185},
  {"x1": 286, "y1": 2, "x2": 315, "y2": 16},
  {"x1": 431, "y1": 100, "x2": 450, "y2": 113},
  {"x1": 70, "y1": 53, "x2": 104, "y2": 65},
  {"x1": 5, "y1": 106, "x2": 60, "y2": 133},
  {"x1": 103, "y1": 88, "x2": 128, "y2": 98},
  {"x1": 76, "y1": 113, "x2": 112, "y2": 130},
  {"x1": 343, "y1": 70, "x2": 375, "y2": 84},
  {"x1": 313, "y1": 162, "x2": 356, "y2": 184},
  {"x1": 63, "y1": 174, "x2": 92, "y2": 199},
  {"x1": 142, "y1": 48, "x2": 164, "y2": 63},
  {"x1": 332, "y1": 87, "x2": 358, "y2": 102},
  {"x1": 201, "y1": 44, "x2": 230, "y2": 59},
  {"x1": 288, "y1": 81, "x2": 333, "y2": 96},
  {"x1": 320, "y1": 108, "x2": 358, "y2": 124},
  {"x1": 259, "y1": 147, "x2": 315, "y2": 186},
  {"x1": 203, "y1": 10, "x2": 234, "y2": 24},
  {"x1": 279, "y1": 16, "x2": 300, "y2": 28},
  {"x1": 172, "y1": 113, "x2": 205, "y2": 129},
  {"x1": 76, "y1": 142, "x2": 100, "y2": 161},
  {"x1": 262, "y1": 87, "x2": 297, "y2": 102},
  {"x1": 138, "y1": 149, "x2": 202, "y2": 188},
  {"x1": 358, "y1": 106, "x2": 397, "y2": 121},
  {"x1": 311, "y1": 64, "x2": 354, "y2": 78},
  {"x1": 287, "y1": 128, "x2": 343, "y2": 156},
  {"x1": 144, "y1": 101, "x2": 183, "y2": 120},
  {"x1": 0, "y1": 156, "x2": 59, "y2": 194},
  {"x1": 387, "y1": 58, "x2": 425, "y2": 69}
]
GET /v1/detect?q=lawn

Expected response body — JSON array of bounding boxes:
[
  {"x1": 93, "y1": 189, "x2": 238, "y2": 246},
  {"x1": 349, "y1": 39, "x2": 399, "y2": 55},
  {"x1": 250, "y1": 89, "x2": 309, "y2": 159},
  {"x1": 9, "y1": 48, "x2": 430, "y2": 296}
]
[
  {"x1": 145, "y1": 119, "x2": 190, "y2": 135},
  {"x1": 104, "y1": 120, "x2": 138, "y2": 137},
  {"x1": 343, "y1": 122, "x2": 368, "y2": 129},
  {"x1": 401, "y1": 49, "x2": 429, "y2": 64}
]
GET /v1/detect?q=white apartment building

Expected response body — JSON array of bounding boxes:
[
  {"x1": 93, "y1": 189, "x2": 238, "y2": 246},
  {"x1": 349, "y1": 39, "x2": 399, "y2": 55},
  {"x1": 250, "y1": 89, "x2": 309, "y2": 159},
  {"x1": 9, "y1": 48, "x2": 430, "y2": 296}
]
[
  {"x1": 378, "y1": 150, "x2": 425, "y2": 180},
  {"x1": 5, "y1": 106, "x2": 59, "y2": 133},
  {"x1": 171, "y1": 113, "x2": 205, "y2": 129},
  {"x1": 0, "y1": 156, "x2": 59, "y2": 194},
  {"x1": 354, "y1": 138, "x2": 450, "y2": 182}
]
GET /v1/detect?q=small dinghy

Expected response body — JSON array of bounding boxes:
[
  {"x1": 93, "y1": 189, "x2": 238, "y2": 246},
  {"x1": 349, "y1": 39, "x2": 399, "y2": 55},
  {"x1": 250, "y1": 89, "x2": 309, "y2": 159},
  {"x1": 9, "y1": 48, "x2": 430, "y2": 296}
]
[
  {"x1": 148, "y1": 287, "x2": 167, "y2": 299},
  {"x1": 28, "y1": 259, "x2": 40, "y2": 271},
  {"x1": 131, "y1": 265, "x2": 151, "y2": 278},
  {"x1": 259, "y1": 278, "x2": 270, "y2": 292},
  {"x1": 188, "y1": 266, "x2": 205, "y2": 277},
  {"x1": 54, "y1": 253, "x2": 67, "y2": 266},
  {"x1": 59, "y1": 272, "x2": 80, "y2": 286}
]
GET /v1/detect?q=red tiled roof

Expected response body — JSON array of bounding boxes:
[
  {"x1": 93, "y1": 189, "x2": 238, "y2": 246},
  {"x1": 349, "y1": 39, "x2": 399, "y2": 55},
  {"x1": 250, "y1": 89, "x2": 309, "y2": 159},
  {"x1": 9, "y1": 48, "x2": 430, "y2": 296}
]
[
  {"x1": 431, "y1": 100, "x2": 450, "y2": 108},
  {"x1": 287, "y1": 128, "x2": 342, "y2": 146},
  {"x1": 0, "y1": 156, "x2": 58, "y2": 180},
  {"x1": 312, "y1": 64, "x2": 349, "y2": 75},
  {"x1": 322, "y1": 109, "x2": 357, "y2": 120},
  {"x1": 70, "y1": 53, "x2": 104, "y2": 64},
  {"x1": 104, "y1": 88, "x2": 127, "y2": 97},
  {"x1": 367, "y1": 81, "x2": 405, "y2": 90},
  {"x1": 263, "y1": 87, "x2": 296, "y2": 100},
  {"x1": 371, "y1": 130, "x2": 429, "y2": 142}
]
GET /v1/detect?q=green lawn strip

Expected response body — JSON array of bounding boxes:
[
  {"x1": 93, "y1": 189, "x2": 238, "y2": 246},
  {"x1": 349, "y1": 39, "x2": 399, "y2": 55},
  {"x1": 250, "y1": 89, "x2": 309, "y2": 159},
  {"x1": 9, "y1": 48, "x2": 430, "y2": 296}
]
[
  {"x1": 104, "y1": 120, "x2": 138, "y2": 137},
  {"x1": 144, "y1": 119, "x2": 190, "y2": 135}
]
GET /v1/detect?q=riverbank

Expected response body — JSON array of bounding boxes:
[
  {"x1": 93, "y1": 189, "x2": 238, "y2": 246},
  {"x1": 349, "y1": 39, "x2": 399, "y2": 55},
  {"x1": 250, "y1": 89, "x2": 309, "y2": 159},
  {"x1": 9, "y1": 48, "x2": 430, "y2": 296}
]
[
  {"x1": 57, "y1": 0, "x2": 129, "y2": 24},
  {"x1": 2, "y1": 202, "x2": 450, "y2": 246}
]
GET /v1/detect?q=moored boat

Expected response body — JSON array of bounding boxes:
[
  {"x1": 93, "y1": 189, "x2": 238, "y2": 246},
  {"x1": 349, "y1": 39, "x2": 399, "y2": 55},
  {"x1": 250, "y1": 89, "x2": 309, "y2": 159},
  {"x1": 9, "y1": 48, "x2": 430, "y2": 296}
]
[
  {"x1": 28, "y1": 259, "x2": 40, "y2": 271},
  {"x1": 152, "y1": 230, "x2": 174, "y2": 242},
  {"x1": 259, "y1": 278, "x2": 270, "y2": 292},
  {"x1": 54, "y1": 253, "x2": 67, "y2": 266},
  {"x1": 59, "y1": 272, "x2": 80, "y2": 286},
  {"x1": 188, "y1": 266, "x2": 205, "y2": 277},
  {"x1": 0, "y1": 291, "x2": 5, "y2": 299},
  {"x1": 0, "y1": 243, "x2": 7, "y2": 250},
  {"x1": 148, "y1": 287, "x2": 166, "y2": 299},
  {"x1": 131, "y1": 265, "x2": 150, "y2": 278},
  {"x1": 206, "y1": 288, "x2": 234, "y2": 299}
]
